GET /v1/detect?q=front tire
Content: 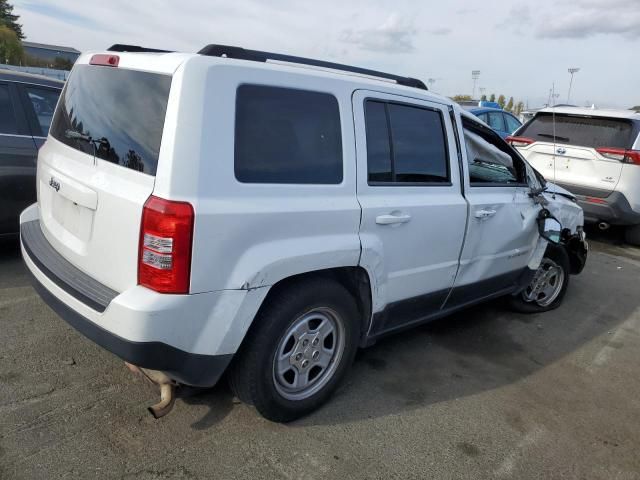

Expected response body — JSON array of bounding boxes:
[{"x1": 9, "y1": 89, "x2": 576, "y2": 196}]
[
  {"x1": 509, "y1": 244, "x2": 570, "y2": 313},
  {"x1": 229, "y1": 278, "x2": 359, "y2": 422},
  {"x1": 625, "y1": 224, "x2": 640, "y2": 247}
]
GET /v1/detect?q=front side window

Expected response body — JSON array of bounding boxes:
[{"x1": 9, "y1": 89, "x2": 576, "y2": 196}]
[
  {"x1": 235, "y1": 85, "x2": 343, "y2": 184},
  {"x1": 25, "y1": 86, "x2": 61, "y2": 136},
  {"x1": 486, "y1": 111, "x2": 505, "y2": 131},
  {"x1": 365, "y1": 100, "x2": 450, "y2": 184},
  {"x1": 0, "y1": 84, "x2": 18, "y2": 135},
  {"x1": 463, "y1": 117, "x2": 526, "y2": 185}
]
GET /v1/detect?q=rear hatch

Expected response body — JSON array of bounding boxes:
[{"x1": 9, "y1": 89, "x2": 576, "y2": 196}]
[
  {"x1": 36, "y1": 53, "x2": 179, "y2": 292},
  {"x1": 511, "y1": 113, "x2": 637, "y2": 195}
]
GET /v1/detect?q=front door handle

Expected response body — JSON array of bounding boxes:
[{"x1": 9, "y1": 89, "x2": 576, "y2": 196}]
[
  {"x1": 474, "y1": 209, "x2": 497, "y2": 219},
  {"x1": 376, "y1": 213, "x2": 412, "y2": 225}
]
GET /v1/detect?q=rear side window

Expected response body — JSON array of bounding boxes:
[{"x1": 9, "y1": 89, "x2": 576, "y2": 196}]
[
  {"x1": 519, "y1": 113, "x2": 635, "y2": 149},
  {"x1": 25, "y1": 86, "x2": 60, "y2": 136},
  {"x1": 0, "y1": 84, "x2": 18, "y2": 134},
  {"x1": 235, "y1": 85, "x2": 342, "y2": 184},
  {"x1": 364, "y1": 100, "x2": 450, "y2": 184},
  {"x1": 50, "y1": 65, "x2": 172, "y2": 175}
]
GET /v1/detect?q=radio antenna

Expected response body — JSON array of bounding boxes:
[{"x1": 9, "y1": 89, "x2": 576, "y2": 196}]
[{"x1": 551, "y1": 82, "x2": 557, "y2": 199}]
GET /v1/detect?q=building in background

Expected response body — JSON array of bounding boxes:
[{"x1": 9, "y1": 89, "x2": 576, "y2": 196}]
[{"x1": 22, "y1": 41, "x2": 80, "y2": 70}]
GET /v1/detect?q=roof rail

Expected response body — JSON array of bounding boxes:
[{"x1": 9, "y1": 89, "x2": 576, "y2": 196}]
[
  {"x1": 197, "y1": 44, "x2": 427, "y2": 90},
  {"x1": 107, "y1": 44, "x2": 173, "y2": 53}
]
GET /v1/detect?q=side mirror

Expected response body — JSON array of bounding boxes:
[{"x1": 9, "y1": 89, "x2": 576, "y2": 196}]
[{"x1": 537, "y1": 209, "x2": 562, "y2": 244}]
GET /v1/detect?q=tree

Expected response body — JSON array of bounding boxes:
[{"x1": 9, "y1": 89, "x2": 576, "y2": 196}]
[
  {"x1": 515, "y1": 101, "x2": 525, "y2": 116},
  {"x1": 480, "y1": 94, "x2": 487, "y2": 101},
  {"x1": 497, "y1": 94, "x2": 506, "y2": 108},
  {"x1": 451, "y1": 94, "x2": 473, "y2": 102},
  {"x1": 630, "y1": 106, "x2": 640, "y2": 112},
  {"x1": 0, "y1": 24, "x2": 22, "y2": 64},
  {"x1": 506, "y1": 97, "x2": 514, "y2": 112},
  {"x1": 489, "y1": 93, "x2": 496, "y2": 102},
  {"x1": 0, "y1": 0, "x2": 23, "y2": 39}
]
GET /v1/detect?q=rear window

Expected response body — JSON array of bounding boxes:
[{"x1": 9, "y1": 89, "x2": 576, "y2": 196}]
[
  {"x1": 234, "y1": 85, "x2": 343, "y2": 184},
  {"x1": 519, "y1": 113, "x2": 635, "y2": 149},
  {"x1": 50, "y1": 65, "x2": 171, "y2": 175}
]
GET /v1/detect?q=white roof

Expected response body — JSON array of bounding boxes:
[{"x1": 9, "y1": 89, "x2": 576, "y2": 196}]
[{"x1": 537, "y1": 106, "x2": 640, "y2": 120}]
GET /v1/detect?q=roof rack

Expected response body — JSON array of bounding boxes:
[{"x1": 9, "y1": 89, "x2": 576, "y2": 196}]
[
  {"x1": 108, "y1": 44, "x2": 173, "y2": 53},
  {"x1": 197, "y1": 44, "x2": 427, "y2": 90}
]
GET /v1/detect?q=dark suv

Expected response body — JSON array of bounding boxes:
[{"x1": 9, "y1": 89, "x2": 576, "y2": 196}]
[{"x1": 0, "y1": 70, "x2": 63, "y2": 237}]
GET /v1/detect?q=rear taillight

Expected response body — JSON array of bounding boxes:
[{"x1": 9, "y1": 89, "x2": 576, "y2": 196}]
[
  {"x1": 596, "y1": 147, "x2": 640, "y2": 165},
  {"x1": 505, "y1": 136, "x2": 535, "y2": 147},
  {"x1": 89, "y1": 54, "x2": 120, "y2": 67},
  {"x1": 138, "y1": 195, "x2": 194, "y2": 294}
]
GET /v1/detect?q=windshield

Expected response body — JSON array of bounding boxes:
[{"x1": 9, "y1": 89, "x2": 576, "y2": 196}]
[
  {"x1": 50, "y1": 65, "x2": 172, "y2": 175},
  {"x1": 518, "y1": 113, "x2": 635, "y2": 149}
]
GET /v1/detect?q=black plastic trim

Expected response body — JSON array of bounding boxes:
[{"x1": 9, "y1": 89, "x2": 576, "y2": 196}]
[
  {"x1": 366, "y1": 268, "x2": 531, "y2": 342},
  {"x1": 27, "y1": 270, "x2": 232, "y2": 387},
  {"x1": 21, "y1": 220, "x2": 118, "y2": 312},
  {"x1": 108, "y1": 44, "x2": 173, "y2": 53},
  {"x1": 575, "y1": 191, "x2": 640, "y2": 225}
]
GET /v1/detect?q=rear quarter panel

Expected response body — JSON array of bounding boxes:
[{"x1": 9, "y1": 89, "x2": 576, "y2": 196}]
[{"x1": 157, "y1": 58, "x2": 362, "y2": 293}]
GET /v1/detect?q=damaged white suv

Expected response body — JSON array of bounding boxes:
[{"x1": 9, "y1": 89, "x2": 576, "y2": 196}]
[{"x1": 21, "y1": 44, "x2": 588, "y2": 422}]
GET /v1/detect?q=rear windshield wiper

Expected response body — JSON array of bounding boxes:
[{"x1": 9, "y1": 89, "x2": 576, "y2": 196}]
[
  {"x1": 65, "y1": 129, "x2": 92, "y2": 143},
  {"x1": 537, "y1": 133, "x2": 570, "y2": 142},
  {"x1": 65, "y1": 129, "x2": 111, "y2": 147}
]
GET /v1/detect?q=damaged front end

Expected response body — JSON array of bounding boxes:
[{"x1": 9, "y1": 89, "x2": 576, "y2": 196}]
[{"x1": 537, "y1": 181, "x2": 589, "y2": 274}]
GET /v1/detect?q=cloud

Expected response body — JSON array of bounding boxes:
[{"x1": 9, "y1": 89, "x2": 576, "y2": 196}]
[
  {"x1": 340, "y1": 13, "x2": 417, "y2": 53},
  {"x1": 429, "y1": 27, "x2": 451, "y2": 36},
  {"x1": 501, "y1": 0, "x2": 640, "y2": 39}
]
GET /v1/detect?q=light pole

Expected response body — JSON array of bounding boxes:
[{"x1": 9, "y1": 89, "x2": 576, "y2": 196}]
[
  {"x1": 567, "y1": 67, "x2": 580, "y2": 103},
  {"x1": 471, "y1": 70, "x2": 480, "y2": 99}
]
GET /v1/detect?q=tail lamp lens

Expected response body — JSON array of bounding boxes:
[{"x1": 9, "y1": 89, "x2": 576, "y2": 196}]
[
  {"x1": 596, "y1": 147, "x2": 640, "y2": 165},
  {"x1": 138, "y1": 196, "x2": 194, "y2": 294},
  {"x1": 505, "y1": 136, "x2": 535, "y2": 147}
]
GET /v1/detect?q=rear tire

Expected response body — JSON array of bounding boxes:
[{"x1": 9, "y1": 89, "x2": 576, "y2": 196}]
[
  {"x1": 508, "y1": 244, "x2": 570, "y2": 314},
  {"x1": 229, "y1": 277, "x2": 359, "y2": 422},
  {"x1": 625, "y1": 224, "x2": 640, "y2": 247}
]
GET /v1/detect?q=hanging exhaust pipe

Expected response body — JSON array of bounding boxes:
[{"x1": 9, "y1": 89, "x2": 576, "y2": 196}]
[
  {"x1": 598, "y1": 222, "x2": 610, "y2": 231},
  {"x1": 125, "y1": 363, "x2": 176, "y2": 418}
]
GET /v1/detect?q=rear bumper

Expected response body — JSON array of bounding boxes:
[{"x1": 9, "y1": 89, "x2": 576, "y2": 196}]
[
  {"x1": 27, "y1": 273, "x2": 232, "y2": 386},
  {"x1": 19, "y1": 205, "x2": 260, "y2": 387},
  {"x1": 568, "y1": 190, "x2": 640, "y2": 226}
]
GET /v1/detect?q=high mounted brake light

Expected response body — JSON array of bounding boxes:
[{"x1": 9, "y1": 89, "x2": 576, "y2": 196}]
[
  {"x1": 138, "y1": 196, "x2": 194, "y2": 294},
  {"x1": 596, "y1": 147, "x2": 640, "y2": 165},
  {"x1": 505, "y1": 136, "x2": 535, "y2": 147},
  {"x1": 90, "y1": 54, "x2": 119, "y2": 67}
]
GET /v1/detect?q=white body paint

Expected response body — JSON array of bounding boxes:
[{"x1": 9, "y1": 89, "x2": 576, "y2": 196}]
[{"x1": 21, "y1": 51, "x2": 585, "y2": 364}]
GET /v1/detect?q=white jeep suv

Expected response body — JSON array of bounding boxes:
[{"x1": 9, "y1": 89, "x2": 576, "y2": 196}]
[
  {"x1": 20, "y1": 44, "x2": 588, "y2": 422},
  {"x1": 508, "y1": 107, "x2": 640, "y2": 245}
]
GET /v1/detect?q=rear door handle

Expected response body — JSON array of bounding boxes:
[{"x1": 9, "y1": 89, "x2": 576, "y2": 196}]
[
  {"x1": 376, "y1": 214, "x2": 412, "y2": 225},
  {"x1": 474, "y1": 209, "x2": 497, "y2": 219}
]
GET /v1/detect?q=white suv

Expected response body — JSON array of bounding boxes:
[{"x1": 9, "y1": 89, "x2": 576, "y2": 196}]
[
  {"x1": 20, "y1": 44, "x2": 588, "y2": 422},
  {"x1": 508, "y1": 107, "x2": 640, "y2": 245}
]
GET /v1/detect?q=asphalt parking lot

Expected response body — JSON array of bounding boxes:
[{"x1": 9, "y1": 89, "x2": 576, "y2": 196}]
[{"x1": 1, "y1": 232, "x2": 640, "y2": 480}]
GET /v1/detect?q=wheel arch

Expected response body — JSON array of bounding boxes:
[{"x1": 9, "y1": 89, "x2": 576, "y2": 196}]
[{"x1": 241, "y1": 266, "x2": 374, "y2": 351}]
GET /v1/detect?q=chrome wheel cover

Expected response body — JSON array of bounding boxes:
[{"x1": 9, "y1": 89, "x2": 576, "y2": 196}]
[{"x1": 522, "y1": 258, "x2": 565, "y2": 307}]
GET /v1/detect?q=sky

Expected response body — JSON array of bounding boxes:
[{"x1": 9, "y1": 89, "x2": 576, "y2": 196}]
[{"x1": 13, "y1": 0, "x2": 640, "y2": 109}]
